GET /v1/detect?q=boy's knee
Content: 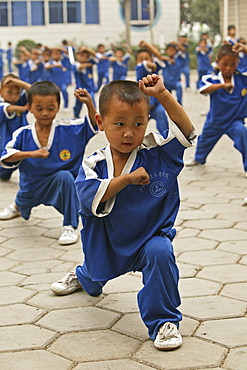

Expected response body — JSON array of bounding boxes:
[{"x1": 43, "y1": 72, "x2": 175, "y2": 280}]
[{"x1": 144, "y1": 236, "x2": 174, "y2": 263}]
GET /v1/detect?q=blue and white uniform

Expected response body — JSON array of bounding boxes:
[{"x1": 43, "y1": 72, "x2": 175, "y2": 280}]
[
  {"x1": 1, "y1": 117, "x2": 97, "y2": 226},
  {"x1": 75, "y1": 122, "x2": 195, "y2": 340},
  {"x1": 135, "y1": 60, "x2": 169, "y2": 133},
  {"x1": 72, "y1": 60, "x2": 96, "y2": 118},
  {"x1": 178, "y1": 45, "x2": 190, "y2": 88},
  {"x1": 16, "y1": 60, "x2": 33, "y2": 83},
  {"x1": 195, "y1": 46, "x2": 213, "y2": 88},
  {"x1": 162, "y1": 55, "x2": 183, "y2": 105},
  {"x1": 6, "y1": 46, "x2": 13, "y2": 73},
  {"x1": 0, "y1": 93, "x2": 28, "y2": 180},
  {"x1": 45, "y1": 59, "x2": 70, "y2": 108},
  {"x1": 196, "y1": 71, "x2": 247, "y2": 170},
  {"x1": 95, "y1": 50, "x2": 113, "y2": 91},
  {"x1": 111, "y1": 53, "x2": 131, "y2": 81},
  {"x1": 0, "y1": 47, "x2": 4, "y2": 80}
]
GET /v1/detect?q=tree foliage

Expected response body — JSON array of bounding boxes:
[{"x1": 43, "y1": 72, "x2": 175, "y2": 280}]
[{"x1": 181, "y1": 0, "x2": 220, "y2": 35}]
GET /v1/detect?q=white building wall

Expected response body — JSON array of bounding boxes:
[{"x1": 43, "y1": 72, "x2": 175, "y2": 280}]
[{"x1": 0, "y1": 0, "x2": 180, "y2": 50}]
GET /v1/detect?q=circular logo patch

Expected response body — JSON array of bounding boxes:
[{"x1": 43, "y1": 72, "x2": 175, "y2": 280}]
[
  {"x1": 150, "y1": 181, "x2": 166, "y2": 197},
  {"x1": 59, "y1": 149, "x2": 71, "y2": 161},
  {"x1": 241, "y1": 88, "x2": 247, "y2": 96}
]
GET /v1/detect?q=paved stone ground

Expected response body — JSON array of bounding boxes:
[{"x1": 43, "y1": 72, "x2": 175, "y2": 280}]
[{"x1": 0, "y1": 71, "x2": 246, "y2": 369}]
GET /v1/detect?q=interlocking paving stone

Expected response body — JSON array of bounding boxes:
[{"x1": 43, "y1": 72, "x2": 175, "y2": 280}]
[
  {"x1": 180, "y1": 295, "x2": 246, "y2": 320},
  {"x1": 173, "y1": 237, "x2": 218, "y2": 252},
  {"x1": 220, "y1": 282, "x2": 247, "y2": 302},
  {"x1": 197, "y1": 264, "x2": 247, "y2": 284},
  {"x1": 73, "y1": 359, "x2": 155, "y2": 369},
  {"x1": 177, "y1": 249, "x2": 238, "y2": 266},
  {"x1": 37, "y1": 306, "x2": 120, "y2": 332},
  {"x1": 0, "y1": 325, "x2": 56, "y2": 351},
  {"x1": 96, "y1": 292, "x2": 139, "y2": 313},
  {"x1": 0, "y1": 286, "x2": 35, "y2": 305},
  {"x1": 134, "y1": 337, "x2": 227, "y2": 369},
  {"x1": 179, "y1": 277, "x2": 221, "y2": 297},
  {"x1": 195, "y1": 318, "x2": 247, "y2": 347},
  {"x1": 49, "y1": 330, "x2": 140, "y2": 362},
  {"x1": 0, "y1": 303, "x2": 44, "y2": 326},
  {"x1": 224, "y1": 347, "x2": 247, "y2": 370},
  {"x1": 0, "y1": 351, "x2": 73, "y2": 370}
]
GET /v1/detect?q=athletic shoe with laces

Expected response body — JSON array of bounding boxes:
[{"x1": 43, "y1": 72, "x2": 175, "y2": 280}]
[
  {"x1": 243, "y1": 196, "x2": 247, "y2": 205},
  {"x1": 59, "y1": 225, "x2": 78, "y2": 245},
  {"x1": 154, "y1": 322, "x2": 182, "y2": 350},
  {"x1": 0, "y1": 204, "x2": 21, "y2": 220},
  {"x1": 50, "y1": 272, "x2": 82, "y2": 295}
]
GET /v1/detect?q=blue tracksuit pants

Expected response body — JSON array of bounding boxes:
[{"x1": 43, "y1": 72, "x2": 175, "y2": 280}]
[
  {"x1": 76, "y1": 235, "x2": 182, "y2": 340},
  {"x1": 195, "y1": 120, "x2": 247, "y2": 171},
  {"x1": 16, "y1": 170, "x2": 79, "y2": 227}
]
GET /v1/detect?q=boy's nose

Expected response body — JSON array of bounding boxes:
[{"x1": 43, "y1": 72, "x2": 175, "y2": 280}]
[{"x1": 123, "y1": 130, "x2": 133, "y2": 138}]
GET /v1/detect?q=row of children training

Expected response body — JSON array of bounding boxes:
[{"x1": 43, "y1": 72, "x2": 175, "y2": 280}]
[{"x1": 0, "y1": 26, "x2": 247, "y2": 351}]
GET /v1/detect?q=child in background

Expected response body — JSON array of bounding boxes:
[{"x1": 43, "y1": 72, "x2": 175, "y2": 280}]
[
  {"x1": 236, "y1": 37, "x2": 247, "y2": 73},
  {"x1": 0, "y1": 82, "x2": 98, "y2": 245},
  {"x1": 6, "y1": 42, "x2": 13, "y2": 73},
  {"x1": 0, "y1": 43, "x2": 4, "y2": 80},
  {"x1": 110, "y1": 43, "x2": 132, "y2": 81},
  {"x1": 0, "y1": 74, "x2": 30, "y2": 180},
  {"x1": 195, "y1": 39, "x2": 213, "y2": 89},
  {"x1": 72, "y1": 48, "x2": 96, "y2": 119},
  {"x1": 186, "y1": 45, "x2": 247, "y2": 177},
  {"x1": 135, "y1": 41, "x2": 168, "y2": 133},
  {"x1": 40, "y1": 48, "x2": 52, "y2": 81},
  {"x1": 95, "y1": 44, "x2": 113, "y2": 91},
  {"x1": 161, "y1": 43, "x2": 183, "y2": 105},
  {"x1": 45, "y1": 48, "x2": 70, "y2": 111},
  {"x1": 51, "y1": 74, "x2": 195, "y2": 350},
  {"x1": 28, "y1": 48, "x2": 43, "y2": 84},
  {"x1": 224, "y1": 25, "x2": 237, "y2": 45},
  {"x1": 177, "y1": 35, "x2": 190, "y2": 89}
]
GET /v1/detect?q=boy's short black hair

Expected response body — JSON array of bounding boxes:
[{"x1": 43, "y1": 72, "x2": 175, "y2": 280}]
[
  {"x1": 27, "y1": 81, "x2": 61, "y2": 105},
  {"x1": 228, "y1": 25, "x2": 236, "y2": 31},
  {"x1": 135, "y1": 48, "x2": 152, "y2": 60},
  {"x1": 1, "y1": 73, "x2": 20, "y2": 86},
  {"x1": 166, "y1": 43, "x2": 177, "y2": 51},
  {"x1": 99, "y1": 80, "x2": 150, "y2": 118},
  {"x1": 217, "y1": 44, "x2": 239, "y2": 60}
]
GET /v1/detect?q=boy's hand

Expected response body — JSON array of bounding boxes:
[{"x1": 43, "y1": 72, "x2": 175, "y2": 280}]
[
  {"x1": 128, "y1": 167, "x2": 150, "y2": 186},
  {"x1": 139, "y1": 74, "x2": 167, "y2": 98},
  {"x1": 74, "y1": 88, "x2": 92, "y2": 104},
  {"x1": 224, "y1": 82, "x2": 233, "y2": 92},
  {"x1": 30, "y1": 148, "x2": 50, "y2": 159}
]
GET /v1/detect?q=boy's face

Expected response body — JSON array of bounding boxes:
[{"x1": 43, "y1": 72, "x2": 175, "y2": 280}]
[
  {"x1": 115, "y1": 50, "x2": 124, "y2": 58},
  {"x1": 98, "y1": 45, "x2": 105, "y2": 53},
  {"x1": 166, "y1": 46, "x2": 177, "y2": 58},
  {"x1": 28, "y1": 95, "x2": 60, "y2": 127},
  {"x1": 51, "y1": 49, "x2": 62, "y2": 61},
  {"x1": 77, "y1": 52, "x2": 89, "y2": 63},
  {"x1": 228, "y1": 27, "x2": 236, "y2": 37},
  {"x1": 0, "y1": 83, "x2": 21, "y2": 104},
  {"x1": 96, "y1": 95, "x2": 149, "y2": 158},
  {"x1": 42, "y1": 51, "x2": 51, "y2": 62},
  {"x1": 217, "y1": 55, "x2": 238, "y2": 78},
  {"x1": 136, "y1": 51, "x2": 152, "y2": 64}
]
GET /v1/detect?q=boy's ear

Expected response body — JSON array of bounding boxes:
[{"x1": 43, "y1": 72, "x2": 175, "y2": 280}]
[
  {"x1": 95, "y1": 113, "x2": 104, "y2": 131},
  {"x1": 27, "y1": 103, "x2": 31, "y2": 112}
]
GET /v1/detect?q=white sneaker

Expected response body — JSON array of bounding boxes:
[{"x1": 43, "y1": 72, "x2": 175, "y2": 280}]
[
  {"x1": 0, "y1": 204, "x2": 21, "y2": 220},
  {"x1": 185, "y1": 157, "x2": 198, "y2": 166},
  {"x1": 245, "y1": 172, "x2": 247, "y2": 178},
  {"x1": 50, "y1": 272, "x2": 82, "y2": 295},
  {"x1": 243, "y1": 197, "x2": 247, "y2": 205},
  {"x1": 59, "y1": 226, "x2": 78, "y2": 245},
  {"x1": 154, "y1": 322, "x2": 182, "y2": 350}
]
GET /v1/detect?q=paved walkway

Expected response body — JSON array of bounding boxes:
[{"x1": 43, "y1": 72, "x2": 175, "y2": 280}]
[{"x1": 0, "y1": 71, "x2": 246, "y2": 369}]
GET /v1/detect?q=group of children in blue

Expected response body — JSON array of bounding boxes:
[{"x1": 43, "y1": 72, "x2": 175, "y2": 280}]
[{"x1": 0, "y1": 33, "x2": 247, "y2": 350}]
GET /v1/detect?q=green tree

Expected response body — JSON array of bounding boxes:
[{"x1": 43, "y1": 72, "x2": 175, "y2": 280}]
[{"x1": 180, "y1": 0, "x2": 220, "y2": 35}]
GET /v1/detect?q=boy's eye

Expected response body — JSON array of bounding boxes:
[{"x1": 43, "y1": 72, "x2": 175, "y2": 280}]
[
  {"x1": 116, "y1": 122, "x2": 124, "y2": 126},
  {"x1": 135, "y1": 122, "x2": 143, "y2": 127}
]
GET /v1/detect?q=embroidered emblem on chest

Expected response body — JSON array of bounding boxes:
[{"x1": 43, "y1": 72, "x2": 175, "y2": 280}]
[{"x1": 59, "y1": 149, "x2": 71, "y2": 161}]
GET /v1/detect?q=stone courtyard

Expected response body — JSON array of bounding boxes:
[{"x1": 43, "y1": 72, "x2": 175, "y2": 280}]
[{"x1": 0, "y1": 71, "x2": 246, "y2": 369}]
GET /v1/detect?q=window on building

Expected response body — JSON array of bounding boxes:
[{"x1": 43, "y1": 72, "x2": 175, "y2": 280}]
[
  {"x1": 12, "y1": 1, "x2": 28, "y2": 26},
  {"x1": 31, "y1": 1, "x2": 45, "y2": 25},
  {"x1": 0, "y1": 2, "x2": 8, "y2": 27},
  {"x1": 85, "y1": 0, "x2": 99, "y2": 24},
  {"x1": 121, "y1": 0, "x2": 159, "y2": 28},
  {"x1": 49, "y1": 1, "x2": 63, "y2": 24},
  {"x1": 67, "y1": 1, "x2": 81, "y2": 23}
]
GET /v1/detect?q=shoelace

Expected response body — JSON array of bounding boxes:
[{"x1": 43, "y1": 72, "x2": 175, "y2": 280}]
[
  {"x1": 65, "y1": 273, "x2": 77, "y2": 286},
  {"x1": 158, "y1": 323, "x2": 178, "y2": 340}
]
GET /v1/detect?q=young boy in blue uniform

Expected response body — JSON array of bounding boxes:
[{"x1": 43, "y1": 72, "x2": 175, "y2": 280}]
[
  {"x1": 0, "y1": 81, "x2": 98, "y2": 245},
  {"x1": 0, "y1": 74, "x2": 30, "y2": 180},
  {"x1": 135, "y1": 41, "x2": 169, "y2": 133},
  {"x1": 186, "y1": 44, "x2": 247, "y2": 177},
  {"x1": 195, "y1": 38, "x2": 213, "y2": 89},
  {"x1": 95, "y1": 44, "x2": 113, "y2": 91},
  {"x1": 72, "y1": 49, "x2": 96, "y2": 118},
  {"x1": 110, "y1": 43, "x2": 132, "y2": 81},
  {"x1": 51, "y1": 74, "x2": 195, "y2": 350}
]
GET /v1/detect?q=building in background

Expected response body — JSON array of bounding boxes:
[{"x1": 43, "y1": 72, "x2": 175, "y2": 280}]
[
  {"x1": 0, "y1": 0, "x2": 180, "y2": 49},
  {"x1": 220, "y1": 0, "x2": 247, "y2": 39}
]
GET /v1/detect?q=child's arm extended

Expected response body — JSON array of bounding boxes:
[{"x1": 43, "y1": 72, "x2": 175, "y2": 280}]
[
  {"x1": 3, "y1": 76, "x2": 31, "y2": 92},
  {"x1": 100, "y1": 167, "x2": 150, "y2": 203},
  {"x1": 6, "y1": 104, "x2": 29, "y2": 115},
  {"x1": 200, "y1": 82, "x2": 233, "y2": 94},
  {"x1": 74, "y1": 88, "x2": 97, "y2": 127},
  {"x1": 139, "y1": 74, "x2": 193, "y2": 137},
  {"x1": 3, "y1": 148, "x2": 49, "y2": 162}
]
